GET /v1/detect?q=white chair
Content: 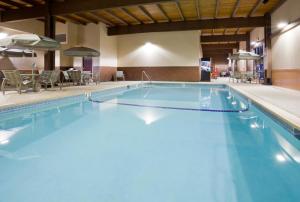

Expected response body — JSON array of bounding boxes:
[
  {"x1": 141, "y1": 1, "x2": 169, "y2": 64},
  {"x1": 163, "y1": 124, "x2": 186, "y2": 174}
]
[{"x1": 116, "y1": 71, "x2": 125, "y2": 81}]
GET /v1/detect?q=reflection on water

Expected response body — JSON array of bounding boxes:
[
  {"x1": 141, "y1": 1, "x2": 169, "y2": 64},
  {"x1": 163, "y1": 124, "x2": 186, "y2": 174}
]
[
  {"x1": 1, "y1": 84, "x2": 300, "y2": 202},
  {"x1": 0, "y1": 126, "x2": 27, "y2": 145},
  {"x1": 92, "y1": 85, "x2": 248, "y2": 111},
  {"x1": 0, "y1": 101, "x2": 92, "y2": 152},
  {"x1": 136, "y1": 108, "x2": 166, "y2": 125}
]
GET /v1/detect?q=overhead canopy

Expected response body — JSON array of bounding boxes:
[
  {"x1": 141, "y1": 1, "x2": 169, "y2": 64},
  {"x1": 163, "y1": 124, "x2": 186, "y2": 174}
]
[
  {"x1": 0, "y1": 48, "x2": 37, "y2": 57},
  {"x1": 0, "y1": 34, "x2": 60, "y2": 50},
  {"x1": 63, "y1": 46, "x2": 100, "y2": 57},
  {"x1": 229, "y1": 51, "x2": 261, "y2": 61}
]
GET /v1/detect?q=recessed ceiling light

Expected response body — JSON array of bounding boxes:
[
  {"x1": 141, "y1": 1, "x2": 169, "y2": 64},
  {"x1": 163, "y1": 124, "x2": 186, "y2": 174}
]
[{"x1": 277, "y1": 22, "x2": 288, "y2": 29}]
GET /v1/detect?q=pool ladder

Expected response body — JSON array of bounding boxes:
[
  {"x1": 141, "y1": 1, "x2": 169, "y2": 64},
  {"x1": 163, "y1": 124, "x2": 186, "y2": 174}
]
[{"x1": 141, "y1": 71, "x2": 152, "y2": 87}]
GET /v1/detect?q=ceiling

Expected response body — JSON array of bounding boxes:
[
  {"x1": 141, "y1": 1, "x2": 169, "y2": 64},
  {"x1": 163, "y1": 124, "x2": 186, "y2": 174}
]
[
  {"x1": 0, "y1": 0, "x2": 282, "y2": 27},
  {"x1": 0, "y1": 0, "x2": 284, "y2": 45}
]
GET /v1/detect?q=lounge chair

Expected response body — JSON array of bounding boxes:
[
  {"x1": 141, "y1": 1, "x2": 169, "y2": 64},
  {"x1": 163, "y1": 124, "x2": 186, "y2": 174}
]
[
  {"x1": 40, "y1": 70, "x2": 62, "y2": 90},
  {"x1": 82, "y1": 71, "x2": 92, "y2": 85},
  {"x1": 233, "y1": 72, "x2": 242, "y2": 83},
  {"x1": 68, "y1": 70, "x2": 82, "y2": 85},
  {"x1": 116, "y1": 71, "x2": 125, "y2": 81},
  {"x1": 1, "y1": 70, "x2": 32, "y2": 94},
  {"x1": 62, "y1": 71, "x2": 71, "y2": 83}
]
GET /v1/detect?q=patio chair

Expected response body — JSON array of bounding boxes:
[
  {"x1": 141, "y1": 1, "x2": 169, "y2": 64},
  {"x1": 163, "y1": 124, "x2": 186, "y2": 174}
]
[
  {"x1": 116, "y1": 71, "x2": 125, "y2": 81},
  {"x1": 82, "y1": 71, "x2": 92, "y2": 85},
  {"x1": 233, "y1": 72, "x2": 242, "y2": 83},
  {"x1": 40, "y1": 70, "x2": 62, "y2": 90},
  {"x1": 62, "y1": 71, "x2": 71, "y2": 83},
  {"x1": 68, "y1": 70, "x2": 82, "y2": 85},
  {"x1": 1, "y1": 70, "x2": 32, "y2": 94},
  {"x1": 242, "y1": 72, "x2": 254, "y2": 83},
  {"x1": 229, "y1": 71, "x2": 235, "y2": 82}
]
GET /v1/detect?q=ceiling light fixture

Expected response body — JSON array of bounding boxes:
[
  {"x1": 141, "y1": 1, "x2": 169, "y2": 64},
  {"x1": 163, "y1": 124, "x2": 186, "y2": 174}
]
[{"x1": 277, "y1": 22, "x2": 288, "y2": 29}]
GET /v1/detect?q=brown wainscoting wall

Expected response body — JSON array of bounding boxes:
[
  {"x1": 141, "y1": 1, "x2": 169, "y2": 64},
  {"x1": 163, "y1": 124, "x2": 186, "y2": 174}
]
[
  {"x1": 272, "y1": 69, "x2": 300, "y2": 90},
  {"x1": 98, "y1": 66, "x2": 117, "y2": 82},
  {"x1": 118, "y1": 66, "x2": 200, "y2": 82}
]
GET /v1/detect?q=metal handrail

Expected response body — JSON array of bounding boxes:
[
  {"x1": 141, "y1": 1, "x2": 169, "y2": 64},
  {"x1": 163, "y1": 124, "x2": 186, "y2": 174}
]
[{"x1": 141, "y1": 70, "x2": 152, "y2": 84}]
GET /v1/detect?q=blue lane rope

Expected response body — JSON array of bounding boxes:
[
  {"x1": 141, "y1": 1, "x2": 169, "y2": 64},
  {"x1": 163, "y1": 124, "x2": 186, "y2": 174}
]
[{"x1": 88, "y1": 98, "x2": 249, "y2": 113}]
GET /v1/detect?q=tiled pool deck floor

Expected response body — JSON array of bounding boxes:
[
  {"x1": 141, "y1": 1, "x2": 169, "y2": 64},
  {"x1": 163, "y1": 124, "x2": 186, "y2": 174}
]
[
  {"x1": 228, "y1": 83, "x2": 300, "y2": 131},
  {"x1": 0, "y1": 80, "x2": 299, "y2": 131},
  {"x1": 0, "y1": 81, "x2": 140, "y2": 110}
]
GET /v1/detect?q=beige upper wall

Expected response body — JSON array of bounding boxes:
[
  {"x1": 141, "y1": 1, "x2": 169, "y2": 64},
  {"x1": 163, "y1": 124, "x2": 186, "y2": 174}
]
[
  {"x1": 100, "y1": 23, "x2": 118, "y2": 67},
  {"x1": 271, "y1": 0, "x2": 300, "y2": 33},
  {"x1": 0, "y1": 20, "x2": 118, "y2": 69},
  {"x1": 117, "y1": 31, "x2": 200, "y2": 67},
  {"x1": 250, "y1": 27, "x2": 264, "y2": 43},
  {"x1": 1, "y1": 21, "x2": 199, "y2": 69},
  {"x1": 272, "y1": 0, "x2": 300, "y2": 69},
  {"x1": 73, "y1": 23, "x2": 118, "y2": 68}
]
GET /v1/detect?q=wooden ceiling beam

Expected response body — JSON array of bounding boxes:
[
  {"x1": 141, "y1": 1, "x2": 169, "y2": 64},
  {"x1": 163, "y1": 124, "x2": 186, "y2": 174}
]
[
  {"x1": 76, "y1": 13, "x2": 99, "y2": 24},
  {"x1": 120, "y1": 7, "x2": 142, "y2": 24},
  {"x1": 203, "y1": 49, "x2": 233, "y2": 54},
  {"x1": 102, "y1": 10, "x2": 128, "y2": 25},
  {"x1": 157, "y1": 4, "x2": 170, "y2": 22},
  {"x1": 202, "y1": 43, "x2": 239, "y2": 50},
  {"x1": 55, "y1": 16, "x2": 67, "y2": 24},
  {"x1": 0, "y1": 0, "x2": 174, "y2": 22},
  {"x1": 203, "y1": 52, "x2": 231, "y2": 57},
  {"x1": 89, "y1": 12, "x2": 115, "y2": 26},
  {"x1": 231, "y1": 0, "x2": 240, "y2": 17},
  {"x1": 63, "y1": 15, "x2": 87, "y2": 25},
  {"x1": 0, "y1": 0, "x2": 25, "y2": 8},
  {"x1": 249, "y1": 0, "x2": 263, "y2": 17},
  {"x1": 215, "y1": 0, "x2": 220, "y2": 18},
  {"x1": 195, "y1": 0, "x2": 200, "y2": 19},
  {"x1": 108, "y1": 16, "x2": 266, "y2": 35},
  {"x1": 175, "y1": 1, "x2": 184, "y2": 21},
  {"x1": 201, "y1": 34, "x2": 248, "y2": 43},
  {"x1": 37, "y1": 16, "x2": 66, "y2": 24},
  {"x1": 22, "y1": 0, "x2": 41, "y2": 6},
  {"x1": 139, "y1": 5, "x2": 156, "y2": 23}
]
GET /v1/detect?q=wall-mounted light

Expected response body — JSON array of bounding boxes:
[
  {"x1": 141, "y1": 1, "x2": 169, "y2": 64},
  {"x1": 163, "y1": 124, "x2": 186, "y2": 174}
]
[
  {"x1": 0, "y1": 32, "x2": 8, "y2": 40},
  {"x1": 277, "y1": 21, "x2": 288, "y2": 29},
  {"x1": 145, "y1": 42, "x2": 153, "y2": 47}
]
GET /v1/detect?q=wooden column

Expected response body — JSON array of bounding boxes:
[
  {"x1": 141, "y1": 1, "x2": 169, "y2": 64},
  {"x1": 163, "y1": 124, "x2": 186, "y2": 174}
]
[
  {"x1": 44, "y1": 0, "x2": 56, "y2": 70},
  {"x1": 246, "y1": 32, "x2": 250, "y2": 52},
  {"x1": 264, "y1": 13, "x2": 272, "y2": 84}
]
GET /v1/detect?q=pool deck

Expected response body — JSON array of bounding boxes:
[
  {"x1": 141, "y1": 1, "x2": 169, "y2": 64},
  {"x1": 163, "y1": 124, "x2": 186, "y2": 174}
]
[
  {"x1": 0, "y1": 81, "x2": 140, "y2": 110},
  {"x1": 228, "y1": 83, "x2": 300, "y2": 131},
  {"x1": 0, "y1": 80, "x2": 299, "y2": 131}
]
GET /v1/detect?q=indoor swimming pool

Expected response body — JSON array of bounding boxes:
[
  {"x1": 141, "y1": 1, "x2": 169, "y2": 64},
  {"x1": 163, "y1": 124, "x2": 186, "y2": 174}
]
[{"x1": 1, "y1": 83, "x2": 300, "y2": 202}]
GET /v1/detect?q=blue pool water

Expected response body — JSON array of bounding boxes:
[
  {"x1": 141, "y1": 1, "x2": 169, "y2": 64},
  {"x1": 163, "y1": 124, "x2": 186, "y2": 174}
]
[{"x1": 1, "y1": 83, "x2": 300, "y2": 202}]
